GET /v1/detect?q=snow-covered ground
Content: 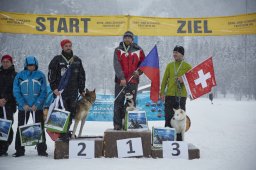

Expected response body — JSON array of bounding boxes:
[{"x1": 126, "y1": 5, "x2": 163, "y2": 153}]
[{"x1": 1, "y1": 98, "x2": 256, "y2": 170}]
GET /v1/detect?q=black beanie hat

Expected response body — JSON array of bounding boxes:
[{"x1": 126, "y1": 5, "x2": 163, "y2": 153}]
[
  {"x1": 173, "y1": 45, "x2": 184, "y2": 55},
  {"x1": 123, "y1": 31, "x2": 134, "y2": 40}
]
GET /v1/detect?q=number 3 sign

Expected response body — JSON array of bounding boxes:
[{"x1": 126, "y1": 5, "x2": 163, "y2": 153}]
[
  {"x1": 116, "y1": 137, "x2": 143, "y2": 158},
  {"x1": 69, "y1": 139, "x2": 95, "y2": 159},
  {"x1": 162, "y1": 141, "x2": 188, "y2": 159}
]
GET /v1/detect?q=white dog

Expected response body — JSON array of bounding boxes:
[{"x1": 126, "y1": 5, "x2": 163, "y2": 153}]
[{"x1": 171, "y1": 108, "x2": 186, "y2": 141}]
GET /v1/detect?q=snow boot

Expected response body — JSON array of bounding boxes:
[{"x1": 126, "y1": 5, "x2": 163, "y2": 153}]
[{"x1": 12, "y1": 152, "x2": 25, "y2": 157}]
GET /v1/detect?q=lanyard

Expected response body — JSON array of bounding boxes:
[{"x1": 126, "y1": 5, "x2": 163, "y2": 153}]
[
  {"x1": 122, "y1": 42, "x2": 130, "y2": 57},
  {"x1": 174, "y1": 60, "x2": 184, "y2": 77},
  {"x1": 61, "y1": 55, "x2": 74, "y2": 67},
  {"x1": 174, "y1": 61, "x2": 184, "y2": 108}
]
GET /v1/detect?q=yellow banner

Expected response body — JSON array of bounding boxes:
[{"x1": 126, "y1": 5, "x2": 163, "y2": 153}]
[
  {"x1": 130, "y1": 13, "x2": 256, "y2": 36},
  {"x1": 0, "y1": 11, "x2": 127, "y2": 36},
  {"x1": 0, "y1": 11, "x2": 255, "y2": 36}
]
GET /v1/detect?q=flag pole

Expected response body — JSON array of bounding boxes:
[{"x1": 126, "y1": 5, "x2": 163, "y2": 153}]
[{"x1": 155, "y1": 41, "x2": 160, "y2": 46}]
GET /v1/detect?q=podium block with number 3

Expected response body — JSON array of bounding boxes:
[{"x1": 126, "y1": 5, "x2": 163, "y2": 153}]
[
  {"x1": 116, "y1": 137, "x2": 143, "y2": 158},
  {"x1": 162, "y1": 141, "x2": 188, "y2": 159},
  {"x1": 69, "y1": 139, "x2": 95, "y2": 159}
]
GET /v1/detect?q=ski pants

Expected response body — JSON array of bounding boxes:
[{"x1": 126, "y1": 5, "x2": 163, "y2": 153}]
[{"x1": 164, "y1": 96, "x2": 187, "y2": 128}]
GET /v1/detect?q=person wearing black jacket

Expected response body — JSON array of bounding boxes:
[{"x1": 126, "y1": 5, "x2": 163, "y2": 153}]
[
  {"x1": 48, "y1": 39, "x2": 86, "y2": 140},
  {"x1": 0, "y1": 55, "x2": 17, "y2": 156}
]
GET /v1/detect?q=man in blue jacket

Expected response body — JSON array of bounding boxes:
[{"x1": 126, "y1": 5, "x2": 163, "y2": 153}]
[{"x1": 13, "y1": 56, "x2": 48, "y2": 157}]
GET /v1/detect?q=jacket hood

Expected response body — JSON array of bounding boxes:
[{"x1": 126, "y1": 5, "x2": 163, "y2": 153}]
[{"x1": 24, "y1": 56, "x2": 38, "y2": 70}]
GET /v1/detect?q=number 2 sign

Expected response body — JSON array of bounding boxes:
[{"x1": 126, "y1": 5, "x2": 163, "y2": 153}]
[
  {"x1": 116, "y1": 137, "x2": 143, "y2": 158},
  {"x1": 69, "y1": 139, "x2": 95, "y2": 159}
]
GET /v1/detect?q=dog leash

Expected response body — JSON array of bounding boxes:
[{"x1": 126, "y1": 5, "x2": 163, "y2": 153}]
[
  {"x1": 176, "y1": 79, "x2": 182, "y2": 109},
  {"x1": 114, "y1": 74, "x2": 135, "y2": 102},
  {"x1": 174, "y1": 61, "x2": 184, "y2": 109}
]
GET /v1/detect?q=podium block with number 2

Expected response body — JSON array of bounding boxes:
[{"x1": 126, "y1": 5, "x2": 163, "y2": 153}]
[
  {"x1": 117, "y1": 137, "x2": 143, "y2": 158},
  {"x1": 69, "y1": 139, "x2": 95, "y2": 159},
  {"x1": 162, "y1": 141, "x2": 188, "y2": 159}
]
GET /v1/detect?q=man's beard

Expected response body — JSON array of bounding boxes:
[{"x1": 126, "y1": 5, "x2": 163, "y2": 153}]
[
  {"x1": 124, "y1": 41, "x2": 131, "y2": 46},
  {"x1": 65, "y1": 49, "x2": 72, "y2": 53}
]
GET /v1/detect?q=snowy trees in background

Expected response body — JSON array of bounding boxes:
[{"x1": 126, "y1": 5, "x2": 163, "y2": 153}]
[
  {"x1": 0, "y1": 34, "x2": 255, "y2": 100},
  {"x1": 0, "y1": 0, "x2": 255, "y2": 100}
]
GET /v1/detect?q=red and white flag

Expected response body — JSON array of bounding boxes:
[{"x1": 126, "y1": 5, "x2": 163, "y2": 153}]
[{"x1": 182, "y1": 57, "x2": 216, "y2": 100}]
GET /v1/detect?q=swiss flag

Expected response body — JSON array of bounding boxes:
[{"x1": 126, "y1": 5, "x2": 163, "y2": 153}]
[{"x1": 182, "y1": 57, "x2": 216, "y2": 100}]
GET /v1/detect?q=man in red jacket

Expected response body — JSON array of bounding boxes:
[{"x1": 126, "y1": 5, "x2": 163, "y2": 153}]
[{"x1": 113, "y1": 31, "x2": 145, "y2": 130}]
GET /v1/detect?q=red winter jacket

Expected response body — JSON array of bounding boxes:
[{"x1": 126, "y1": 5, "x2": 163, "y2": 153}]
[{"x1": 114, "y1": 42, "x2": 145, "y2": 84}]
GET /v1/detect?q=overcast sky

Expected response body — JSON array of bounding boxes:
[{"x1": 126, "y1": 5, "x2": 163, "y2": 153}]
[{"x1": 1, "y1": 0, "x2": 255, "y2": 17}]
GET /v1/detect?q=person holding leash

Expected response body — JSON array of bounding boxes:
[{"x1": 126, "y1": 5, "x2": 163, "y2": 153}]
[
  {"x1": 48, "y1": 39, "x2": 86, "y2": 140},
  {"x1": 113, "y1": 31, "x2": 145, "y2": 130},
  {"x1": 160, "y1": 45, "x2": 192, "y2": 140}
]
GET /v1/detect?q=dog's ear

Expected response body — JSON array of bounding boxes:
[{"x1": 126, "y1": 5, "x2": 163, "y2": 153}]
[
  {"x1": 93, "y1": 88, "x2": 96, "y2": 92},
  {"x1": 86, "y1": 88, "x2": 89, "y2": 93},
  {"x1": 173, "y1": 108, "x2": 177, "y2": 112}
]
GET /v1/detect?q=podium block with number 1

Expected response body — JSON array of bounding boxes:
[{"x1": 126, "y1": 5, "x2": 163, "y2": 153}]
[{"x1": 117, "y1": 137, "x2": 143, "y2": 158}]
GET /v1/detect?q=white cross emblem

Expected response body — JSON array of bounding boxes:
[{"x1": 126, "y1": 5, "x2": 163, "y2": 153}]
[{"x1": 194, "y1": 70, "x2": 211, "y2": 88}]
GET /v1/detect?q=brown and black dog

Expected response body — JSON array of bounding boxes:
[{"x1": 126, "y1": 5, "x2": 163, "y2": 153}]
[{"x1": 71, "y1": 88, "x2": 96, "y2": 138}]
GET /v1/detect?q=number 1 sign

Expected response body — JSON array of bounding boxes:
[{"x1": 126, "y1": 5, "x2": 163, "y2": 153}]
[{"x1": 116, "y1": 137, "x2": 143, "y2": 158}]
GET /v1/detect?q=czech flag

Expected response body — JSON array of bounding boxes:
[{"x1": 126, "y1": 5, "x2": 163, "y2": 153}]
[{"x1": 139, "y1": 45, "x2": 160, "y2": 102}]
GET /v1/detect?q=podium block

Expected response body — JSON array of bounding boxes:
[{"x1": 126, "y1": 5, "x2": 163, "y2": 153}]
[
  {"x1": 104, "y1": 129, "x2": 151, "y2": 158},
  {"x1": 54, "y1": 136, "x2": 104, "y2": 159},
  {"x1": 151, "y1": 143, "x2": 200, "y2": 160},
  {"x1": 54, "y1": 140, "x2": 69, "y2": 159}
]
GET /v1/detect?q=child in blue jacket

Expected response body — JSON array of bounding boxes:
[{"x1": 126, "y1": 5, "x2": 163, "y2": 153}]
[{"x1": 13, "y1": 56, "x2": 48, "y2": 157}]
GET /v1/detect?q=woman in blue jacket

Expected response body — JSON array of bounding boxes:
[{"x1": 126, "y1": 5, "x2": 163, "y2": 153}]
[{"x1": 13, "y1": 56, "x2": 48, "y2": 157}]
